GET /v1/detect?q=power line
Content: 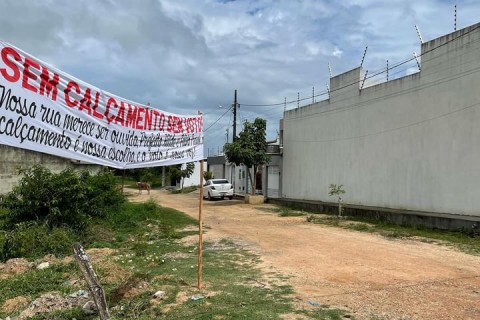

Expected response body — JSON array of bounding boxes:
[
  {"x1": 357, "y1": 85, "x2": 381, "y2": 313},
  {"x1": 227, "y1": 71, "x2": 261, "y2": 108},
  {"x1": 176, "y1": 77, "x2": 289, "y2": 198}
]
[
  {"x1": 204, "y1": 23, "x2": 480, "y2": 151},
  {"x1": 284, "y1": 63, "x2": 480, "y2": 123},
  {"x1": 202, "y1": 103, "x2": 233, "y2": 115},
  {"x1": 246, "y1": 42, "x2": 480, "y2": 126},
  {"x1": 238, "y1": 24, "x2": 480, "y2": 108},
  {"x1": 204, "y1": 106, "x2": 233, "y2": 132},
  {"x1": 284, "y1": 70, "x2": 480, "y2": 143}
]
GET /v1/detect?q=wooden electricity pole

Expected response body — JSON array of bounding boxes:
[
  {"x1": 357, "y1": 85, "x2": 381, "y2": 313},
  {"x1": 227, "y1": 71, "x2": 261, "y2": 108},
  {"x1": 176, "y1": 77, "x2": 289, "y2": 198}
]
[{"x1": 232, "y1": 90, "x2": 238, "y2": 141}]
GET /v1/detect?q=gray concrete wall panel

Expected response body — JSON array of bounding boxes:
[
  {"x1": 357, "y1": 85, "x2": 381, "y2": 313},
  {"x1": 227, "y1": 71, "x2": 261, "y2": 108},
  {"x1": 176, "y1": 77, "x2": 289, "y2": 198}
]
[
  {"x1": 282, "y1": 23, "x2": 480, "y2": 216},
  {"x1": 0, "y1": 145, "x2": 100, "y2": 195}
]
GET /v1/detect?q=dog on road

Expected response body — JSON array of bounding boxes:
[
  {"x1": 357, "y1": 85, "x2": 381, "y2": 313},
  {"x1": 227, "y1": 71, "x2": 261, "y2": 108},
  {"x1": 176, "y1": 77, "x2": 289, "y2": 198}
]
[{"x1": 136, "y1": 182, "x2": 151, "y2": 194}]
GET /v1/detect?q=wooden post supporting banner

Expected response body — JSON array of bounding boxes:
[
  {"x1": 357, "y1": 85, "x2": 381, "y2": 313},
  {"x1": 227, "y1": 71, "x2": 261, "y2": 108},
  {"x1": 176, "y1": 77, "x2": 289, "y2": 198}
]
[{"x1": 198, "y1": 159, "x2": 205, "y2": 289}]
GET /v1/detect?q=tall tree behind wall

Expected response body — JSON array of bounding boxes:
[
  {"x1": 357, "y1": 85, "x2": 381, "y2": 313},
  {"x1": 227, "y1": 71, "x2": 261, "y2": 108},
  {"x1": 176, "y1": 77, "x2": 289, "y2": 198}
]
[{"x1": 224, "y1": 118, "x2": 269, "y2": 195}]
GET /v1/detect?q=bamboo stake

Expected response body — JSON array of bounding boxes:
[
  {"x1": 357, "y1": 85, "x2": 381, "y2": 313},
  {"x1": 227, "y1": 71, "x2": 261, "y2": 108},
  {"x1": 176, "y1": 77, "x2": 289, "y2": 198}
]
[{"x1": 197, "y1": 159, "x2": 204, "y2": 289}]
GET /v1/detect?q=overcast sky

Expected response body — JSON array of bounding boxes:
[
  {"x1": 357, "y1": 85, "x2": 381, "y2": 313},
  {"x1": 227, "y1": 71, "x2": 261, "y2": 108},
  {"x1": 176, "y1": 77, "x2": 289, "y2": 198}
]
[{"x1": 1, "y1": 0, "x2": 479, "y2": 155}]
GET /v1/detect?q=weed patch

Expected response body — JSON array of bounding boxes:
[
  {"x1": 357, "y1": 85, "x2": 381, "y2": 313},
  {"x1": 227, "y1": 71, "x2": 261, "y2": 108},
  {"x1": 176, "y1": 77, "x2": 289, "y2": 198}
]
[
  {"x1": 305, "y1": 213, "x2": 480, "y2": 254},
  {"x1": 256, "y1": 206, "x2": 306, "y2": 217},
  {"x1": 0, "y1": 262, "x2": 76, "y2": 310},
  {"x1": 0, "y1": 224, "x2": 79, "y2": 261},
  {"x1": 1, "y1": 200, "x2": 349, "y2": 319},
  {"x1": 171, "y1": 186, "x2": 198, "y2": 194}
]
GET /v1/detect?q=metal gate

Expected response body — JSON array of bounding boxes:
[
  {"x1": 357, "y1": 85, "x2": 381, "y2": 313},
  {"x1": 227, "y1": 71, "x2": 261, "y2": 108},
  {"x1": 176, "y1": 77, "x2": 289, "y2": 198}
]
[{"x1": 267, "y1": 166, "x2": 280, "y2": 198}]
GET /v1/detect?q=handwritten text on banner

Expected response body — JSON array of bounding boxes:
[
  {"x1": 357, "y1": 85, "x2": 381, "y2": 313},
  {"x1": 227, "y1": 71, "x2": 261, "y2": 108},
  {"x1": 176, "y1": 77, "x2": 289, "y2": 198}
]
[{"x1": 0, "y1": 41, "x2": 203, "y2": 169}]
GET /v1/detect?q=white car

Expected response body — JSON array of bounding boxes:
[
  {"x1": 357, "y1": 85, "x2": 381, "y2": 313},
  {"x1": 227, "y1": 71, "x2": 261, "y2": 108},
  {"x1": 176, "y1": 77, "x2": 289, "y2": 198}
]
[{"x1": 203, "y1": 179, "x2": 234, "y2": 200}]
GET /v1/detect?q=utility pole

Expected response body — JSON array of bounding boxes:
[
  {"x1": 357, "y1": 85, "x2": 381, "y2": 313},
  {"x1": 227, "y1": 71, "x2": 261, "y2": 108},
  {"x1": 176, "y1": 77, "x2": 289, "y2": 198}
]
[{"x1": 232, "y1": 89, "x2": 238, "y2": 142}]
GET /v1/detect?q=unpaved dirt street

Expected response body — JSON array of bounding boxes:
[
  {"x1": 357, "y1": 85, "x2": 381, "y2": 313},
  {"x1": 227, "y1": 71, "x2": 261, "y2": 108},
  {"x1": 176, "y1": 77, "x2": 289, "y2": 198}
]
[{"x1": 134, "y1": 190, "x2": 480, "y2": 320}]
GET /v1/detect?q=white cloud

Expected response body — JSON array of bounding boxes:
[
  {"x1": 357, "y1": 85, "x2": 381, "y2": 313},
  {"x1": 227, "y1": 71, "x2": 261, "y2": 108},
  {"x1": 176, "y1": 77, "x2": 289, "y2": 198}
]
[
  {"x1": 0, "y1": 0, "x2": 479, "y2": 151},
  {"x1": 332, "y1": 47, "x2": 343, "y2": 57}
]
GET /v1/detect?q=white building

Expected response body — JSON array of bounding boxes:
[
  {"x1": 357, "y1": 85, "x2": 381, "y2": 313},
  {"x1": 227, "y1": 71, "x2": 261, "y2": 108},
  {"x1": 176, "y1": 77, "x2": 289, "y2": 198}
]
[
  {"x1": 281, "y1": 22, "x2": 480, "y2": 217},
  {"x1": 206, "y1": 155, "x2": 253, "y2": 195},
  {"x1": 180, "y1": 160, "x2": 207, "y2": 188}
]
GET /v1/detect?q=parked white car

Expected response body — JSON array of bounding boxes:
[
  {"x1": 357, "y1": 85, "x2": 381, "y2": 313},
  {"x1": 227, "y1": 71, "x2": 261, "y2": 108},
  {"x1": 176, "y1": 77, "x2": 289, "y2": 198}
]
[{"x1": 203, "y1": 179, "x2": 234, "y2": 200}]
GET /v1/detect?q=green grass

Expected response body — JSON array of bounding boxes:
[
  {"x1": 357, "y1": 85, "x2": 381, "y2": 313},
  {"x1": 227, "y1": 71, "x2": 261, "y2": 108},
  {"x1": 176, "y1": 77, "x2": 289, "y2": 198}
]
[
  {"x1": 114, "y1": 175, "x2": 164, "y2": 189},
  {"x1": 305, "y1": 214, "x2": 480, "y2": 255},
  {"x1": 256, "y1": 206, "x2": 307, "y2": 217},
  {"x1": 86, "y1": 199, "x2": 197, "y2": 248},
  {"x1": 0, "y1": 263, "x2": 77, "y2": 308},
  {"x1": 170, "y1": 186, "x2": 198, "y2": 194},
  {"x1": 29, "y1": 308, "x2": 92, "y2": 320},
  {"x1": 1, "y1": 200, "x2": 352, "y2": 319},
  {"x1": 303, "y1": 308, "x2": 351, "y2": 320}
]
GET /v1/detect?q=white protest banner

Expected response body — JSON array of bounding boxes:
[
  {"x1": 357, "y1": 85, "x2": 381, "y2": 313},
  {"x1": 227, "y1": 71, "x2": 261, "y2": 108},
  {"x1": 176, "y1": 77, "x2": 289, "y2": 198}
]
[{"x1": 0, "y1": 41, "x2": 203, "y2": 169}]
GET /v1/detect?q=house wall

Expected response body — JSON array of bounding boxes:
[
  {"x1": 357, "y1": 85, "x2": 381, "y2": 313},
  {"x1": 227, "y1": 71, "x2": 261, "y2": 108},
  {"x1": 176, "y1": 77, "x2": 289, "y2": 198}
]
[
  {"x1": 205, "y1": 155, "x2": 253, "y2": 195},
  {"x1": 0, "y1": 145, "x2": 100, "y2": 195},
  {"x1": 181, "y1": 161, "x2": 207, "y2": 187},
  {"x1": 233, "y1": 165, "x2": 251, "y2": 194},
  {"x1": 206, "y1": 155, "x2": 226, "y2": 180},
  {"x1": 264, "y1": 154, "x2": 282, "y2": 198},
  {"x1": 282, "y1": 23, "x2": 480, "y2": 216}
]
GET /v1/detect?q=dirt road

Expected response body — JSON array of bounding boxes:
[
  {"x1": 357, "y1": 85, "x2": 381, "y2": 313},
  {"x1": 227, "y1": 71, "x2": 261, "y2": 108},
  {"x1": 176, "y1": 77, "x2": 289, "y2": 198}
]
[{"x1": 135, "y1": 190, "x2": 480, "y2": 320}]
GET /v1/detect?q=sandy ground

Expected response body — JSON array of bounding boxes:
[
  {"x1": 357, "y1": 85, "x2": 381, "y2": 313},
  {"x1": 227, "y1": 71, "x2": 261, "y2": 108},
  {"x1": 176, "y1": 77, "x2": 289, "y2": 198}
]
[{"x1": 133, "y1": 189, "x2": 480, "y2": 320}]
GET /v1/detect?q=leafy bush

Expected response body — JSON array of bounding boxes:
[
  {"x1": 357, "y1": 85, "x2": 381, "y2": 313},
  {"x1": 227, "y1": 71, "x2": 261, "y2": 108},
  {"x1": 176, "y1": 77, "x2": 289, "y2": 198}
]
[
  {"x1": 204, "y1": 171, "x2": 214, "y2": 180},
  {"x1": 0, "y1": 223, "x2": 77, "y2": 260},
  {"x1": 1, "y1": 166, "x2": 125, "y2": 232},
  {"x1": 80, "y1": 169, "x2": 125, "y2": 218},
  {"x1": 1, "y1": 166, "x2": 89, "y2": 231}
]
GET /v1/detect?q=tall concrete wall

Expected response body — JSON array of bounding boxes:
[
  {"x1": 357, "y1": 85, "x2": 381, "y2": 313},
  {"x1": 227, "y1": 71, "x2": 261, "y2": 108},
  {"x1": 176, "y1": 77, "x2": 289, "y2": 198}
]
[
  {"x1": 0, "y1": 145, "x2": 100, "y2": 195},
  {"x1": 282, "y1": 23, "x2": 480, "y2": 217}
]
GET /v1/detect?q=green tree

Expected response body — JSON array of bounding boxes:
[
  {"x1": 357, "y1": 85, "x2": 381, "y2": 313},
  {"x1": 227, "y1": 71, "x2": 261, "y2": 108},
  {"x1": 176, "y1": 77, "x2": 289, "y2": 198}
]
[
  {"x1": 224, "y1": 117, "x2": 269, "y2": 195},
  {"x1": 167, "y1": 162, "x2": 196, "y2": 189},
  {"x1": 181, "y1": 162, "x2": 195, "y2": 190},
  {"x1": 204, "y1": 171, "x2": 214, "y2": 180},
  {"x1": 329, "y1": 184, "x2": 346, "y2": 218}
]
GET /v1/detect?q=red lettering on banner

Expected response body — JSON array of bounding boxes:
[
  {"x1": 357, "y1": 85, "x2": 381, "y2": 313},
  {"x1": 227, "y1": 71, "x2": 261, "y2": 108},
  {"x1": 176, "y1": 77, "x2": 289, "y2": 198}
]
[
  {"x1": 113, "y1": 102, "x2": 126, "y2": 126},
  {"x1": 0, "y1": 45, "x2": 202, "y2": 135},
  {"x1": 136, "y1": 107, "x2": 145, "y2": 129},
  {"x1": 22, "y1": 57, "x2": 39, "y2": 93},
  {"x1": 167, "y1": 115, "x2": 183, "y2": 133},
  {"x1": 0, "y1": 47, "x2": 21, "y2": 82},
  {"x1": 151, "y1": 110, "x2": 162, "y2": 130},
  {"x1": 64, "y1": 81, "x2": 80, "y2": 107},
  {"x1": 186, "y1": 117, "x2": 202, "y2": 133},
  {"x1": 189, "y1": 117, "x2": 196, "y2": 133},
  {"x1": 105, "y1": 97, "x2": 117, "y2": 123},
  {"x1": 125, "y1": 104, "x2": 137, "y2": 128},
  {"x1": 144, "y1": 108, "x2": 152, "y2": 130},
  {"x1": 79, "y1": 88, "x2": 93, "y2": 115},
  {"x1": 159, "y1": 113, "x2": 165, "y2": 131},
  {"x1": 39, "y1": 68, "x2": 59, "y2": 101},
  {"x1": 92, "y1": 91, "x2": 103, "y2": 119}
]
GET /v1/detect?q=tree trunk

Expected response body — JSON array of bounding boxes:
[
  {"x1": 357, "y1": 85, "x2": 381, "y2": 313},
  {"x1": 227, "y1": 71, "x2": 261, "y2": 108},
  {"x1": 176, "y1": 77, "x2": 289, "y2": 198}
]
[{"x1": 252, "y1": 165, "x2": 257, "y2": 195}]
